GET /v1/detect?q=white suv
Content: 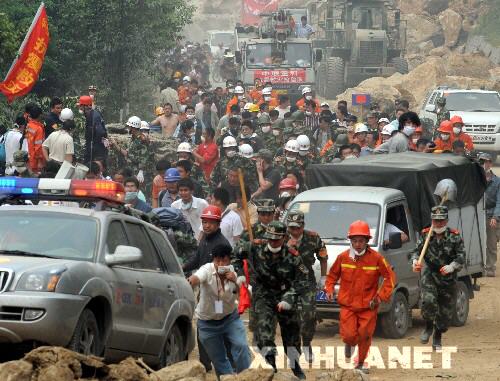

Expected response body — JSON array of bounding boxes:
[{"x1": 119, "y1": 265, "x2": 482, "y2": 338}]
[{"x1": 420, "y1": 87, "x2": 500, "y2": 159}]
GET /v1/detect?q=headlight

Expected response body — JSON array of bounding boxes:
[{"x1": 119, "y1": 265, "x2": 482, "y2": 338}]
[{"x1": 17, "y1": 268, "x2": 66, "y2": 292}]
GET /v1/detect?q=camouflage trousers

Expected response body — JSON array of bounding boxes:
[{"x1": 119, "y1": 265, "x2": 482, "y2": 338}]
[
  {"x1": 298, "y1": 287, "x2": 317, "y2": 346},
  {"x1": 420, "y1": 270, "x2": 456, "y2": 331},
  {"x1": 254, "y1": 293, "x2": 301, "y2": 359}
]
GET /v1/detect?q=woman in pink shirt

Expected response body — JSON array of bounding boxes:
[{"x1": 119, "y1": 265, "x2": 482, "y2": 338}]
[{"x1": 192, "y1": 127, "x2": 219, "y2": 181}]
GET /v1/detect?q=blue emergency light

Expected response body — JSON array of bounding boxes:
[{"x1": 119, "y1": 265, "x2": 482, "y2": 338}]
[{"x1": 0, "y1": 177, "x2": 39, "y2": 195}]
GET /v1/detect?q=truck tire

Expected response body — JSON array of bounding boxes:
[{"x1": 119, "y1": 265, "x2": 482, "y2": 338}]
[
  {"x1": 392, "y1": 57, "x2": 409, "y2": 74},
  {"x1": 379, "y1": 291, "x2": 410, "y2": 338},
  {"x1": 451, "y1": 281, "x2": 469, "y2": 327},
  {"x1": 67, "y1": 308, "x2": 103, "y2": 356},
  {"x1": 324, "y1": 57, "x2": 345, "y2": 100}
]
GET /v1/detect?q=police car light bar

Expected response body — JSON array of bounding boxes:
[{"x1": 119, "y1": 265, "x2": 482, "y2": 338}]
[{"x1": 0, "y1": 177, "x2": 125, "y2": 204}]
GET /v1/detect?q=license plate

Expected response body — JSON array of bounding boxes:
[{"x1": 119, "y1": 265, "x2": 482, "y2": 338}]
[
  {"x1": 316, "y1": 290, "x2": 329, "y2": 302},
  {"x1": 472, "y1": 135, "x2": 495, "y2": 143}
]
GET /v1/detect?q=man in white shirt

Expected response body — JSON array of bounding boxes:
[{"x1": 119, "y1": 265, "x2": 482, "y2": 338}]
[
  {"x1": 212, "y1": 187, "x2": 244, "y2": 247},
  {"x1": 4, "y1": 114, "x2": 28, "y2": 175},
  {"x1": 295, "y1": 16, "x2": 315, "y2": 38},
  {"x1": 172, "y1": 178, "x2": 208, "y2": 240},
  {"x1": 188, "y1": 244, "x2": 251, "y2": 377},
  {"x1": 42, "y1": 120, "x2": 75, "y2": 164}
]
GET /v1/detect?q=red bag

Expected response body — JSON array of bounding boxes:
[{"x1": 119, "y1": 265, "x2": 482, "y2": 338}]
[{"x1": 238, "y1": 259, "x2": 251, "y2": 314}]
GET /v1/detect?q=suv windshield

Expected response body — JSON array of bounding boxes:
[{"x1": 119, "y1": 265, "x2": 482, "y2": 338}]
[
  {"x1": 0, "y1": 211, "x2": 98, "y2": 260},
  {"x1": 246, "y1": 43, "x2": 312, "y2": 68},
  {"x1": 443, "y1": 92, "x2": 500, "y2": 112},
  {"x1": 289, "y1": 201, "x2": 380, "y2": 244}
]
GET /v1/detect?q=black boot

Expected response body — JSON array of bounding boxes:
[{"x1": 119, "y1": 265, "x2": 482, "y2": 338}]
[
  {"x1": 291, "y1": 362, "x2": 306, "y2": 380},
  {"x1": 432, "y1": 329, "x2": 442, "y2": 351},
  {"x1": 420, "y1": 321, "x2": 434, "y2": 344},
  {"x1": 264, "y1": 353, "x2": 277, "y2": 373},
  {"x1": 344, "y1": 344, "x2": 353, "y2": 359}
]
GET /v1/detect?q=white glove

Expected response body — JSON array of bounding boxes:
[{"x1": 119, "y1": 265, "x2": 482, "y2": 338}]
[
  {"x1": 440, "y1": 262, "x2": 460, "y2": 275},
  {"x1": 137, "y1": 170, "x2": 144, "y2": 183},
  {"x1": 236, "y1": 275, "x2": 247, "y2": 287},
  {"x1": 277, "y1": 301, "x2": 292, "y2": 311},
  {"x1": 319, "y1": 276, "x2": 327, "y2": 290}
]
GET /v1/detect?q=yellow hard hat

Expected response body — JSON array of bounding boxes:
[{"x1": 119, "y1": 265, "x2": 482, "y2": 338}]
[
  {"x1": 173, "y1": 71, "x2": 182, "y2": 79},
  {"x1": 249, "y1": 104, "x2": 260, "y2": 113},
  {"x1": 155, "y1": 106, "x2": 165, "y2": 116}
]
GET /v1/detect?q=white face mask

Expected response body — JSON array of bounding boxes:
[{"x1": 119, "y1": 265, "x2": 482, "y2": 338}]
[
  {"x1": 261, "y1": 126, "x2": 271, "y2": 133},
  {"x1": 412, "y1": 138, "x2": 419, "y2": 144},
  {"x1": 453, "y1": 127, "x2": 461, "y2": 135},
  {"x1": 349, "y1": 243, "x2": 366, "y2": 258},
  {"x1": 228, "y1": 88, "x2": 234, "y2": 93},
  {"x1": 286, "y1": 156, "x2": 297, "y2": 163},
  {"x1": 272, "y1": 129, "x2": 281, "y2": 136},
  {"x1": 441, "y1": 134, "x2": 450, "y2": 141},
  {"x1": 305, "y1": 95, "x2": 312, "y2": 101},
  {"x1": 226, "y1": 150, "x2": 237, "y2": 158},
  {"x1": 344, "y1": 154, "x2": 357, "y2": 160},
  {"x1": 403, "y1": 125, "x2": 415, "y2": 137},
  {"x1": 197, "y1": 90, "x2": 203, "y2": 96},
  {"x1": 78, "y1": 109, "x2": 84, "y2": 115},
  {"x1": 186, "y1": 114, "x2": 195, "y2": 119},
  {"x1": 237, "y1": 95, "x2": 244, "y2": 100},
  {"x1": 264, "y1": 96, "x2": 271, "y2": 101},
  {"x1": 299, "y1": 150, "x2": 308, "y2": 157},
  {"x1": 267, "y1": 243, "x2": 282, "y2": 253},
  {"x1": 433, "y1": 225, "x2": 447, "y2": 234},
  {"x1": 305, "y1": 111, "x2": 312, "y2": 116}
]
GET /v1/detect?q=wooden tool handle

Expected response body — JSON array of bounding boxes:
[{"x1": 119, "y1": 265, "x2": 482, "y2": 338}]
[{"x1": 238, "y1": 169, "x2": 253, "y2": 242}]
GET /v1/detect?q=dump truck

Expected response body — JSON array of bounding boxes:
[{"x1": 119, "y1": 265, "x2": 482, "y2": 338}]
[
  {"x1": 308, "y1": 0, "x2": 408, "y2": 99},
  {"x1": 287, "y1": 153, "x2": 486, "y2": 338}
]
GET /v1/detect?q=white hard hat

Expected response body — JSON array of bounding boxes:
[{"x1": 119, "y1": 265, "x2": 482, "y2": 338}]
[
  {"x1": 382, "y1": 123, "x2": 399, "y2": 136},
  {"x1": 239, "y1": 143, "x2": 254, "y2": 158},
  {"x1": 296, "y1": 134, "x2": 310, "y2": 151},
  {"x1": 285, "y1": 139, "x2": 299, "y2": 153},
  {"x1": 243, "y1": 103, "x2": 254, "y2": 111},
  {"x1": 320, "y1": 102, "x2": 330, "y2": 108},
  {"x1": 354, "y1": 123, "x2": 369, "y2": 134},
  {"x1": 378, "y1": 117, "x2": 390, "y2": 125},
  {"x1": 177, "y1": 142, "x2": 192, "y2": 153},
  {"x1": 224, "y1": 51, "x2": 235, "y2": 58},
  {"x1": 234, "y1": 86, "x2": 245, "y2": 94},
  {"x1": 183, "y1": 76, "x2": 191, "y2": 82},
  {"x1": 301, "y1": 87, "x2": 312, "y2": 95},
  {"x1": 126, "y1": 116, "x2": 141, "y2": 129},
  {"x1": 59, "y1": 108, "x2": 74, "y2": 122},
  {"x1": 140, "y1": 121, "x2": 150, "y2": 130},
  {"x1": 223, "y1": 136, "x2": 238, "y2": 148},
  {"x1": 262, "y1": 87, "x2": 272, "y2": 96}
]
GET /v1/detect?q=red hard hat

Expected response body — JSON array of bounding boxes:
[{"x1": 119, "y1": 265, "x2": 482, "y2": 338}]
[
  {"x1": 347, "y1": 220, "x2": 372, "y2": 238},
  {"x1": 450, "y1": 115, "x2": 464, "y2": 125},
  {"x1": 201, "y1": 205, "x2": 222, "y2": 221},
  {"x1": 79, "y1": 95, "x2": 93, "y2": 106},
  {"x1": 437, "y1": 120, "x2": 453, "y2": 134},
  {"x1": 279, "y1": 177, "x2": 297, "y2": 190}
]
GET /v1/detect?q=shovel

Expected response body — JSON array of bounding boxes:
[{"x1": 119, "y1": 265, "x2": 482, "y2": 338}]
[{"x1": 417, "y1": 179, "x2": 457, "y2": 265}]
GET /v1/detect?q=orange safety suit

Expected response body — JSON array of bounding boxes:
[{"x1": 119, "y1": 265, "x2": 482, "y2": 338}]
[
  {"x1": 325, "y1": 247, "x2": 395, "y2": 364},
  {"x1": 433, "y1": 137, "x2": 453, "y2": 152},
  {"x1": 296, "y1": 97, "x2": 321, "y2": 112},
  {"x1": 258, "y1": 97, "x2": 279, "y2": 109},
  {"x1": 248, "y1": 88, "x2": 262, "y2": 103},
  {"x1": 225, "y1": 96, "x2": 240, "y2": 115},
  {"x1": 177, "y1": 85, "x2": 192, "y2": 106},
  {"x1": 26, "y1": 119, "x2": 45, "y2": 172},
  {"x1": 453, "y1": 132, "x2": 474, "y2": 151}
]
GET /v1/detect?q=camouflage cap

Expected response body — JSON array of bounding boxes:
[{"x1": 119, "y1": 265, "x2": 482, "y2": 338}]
[
  {"x1": 287, "y1": 210, "x2": 305, "y2": 227},
  {"x1": 258, "y1": 113, "x2": 271, "y2": 125},
  {"x1": 255, "y1": 198, "x2": 275, "y2": 212},
  {"x1": 436, "y1": 96, "x2": 446, "y2": 106},
  {"x1": 291, "y1": 110, "x2": 305, "y2": 122},
  {"x1": 13, "y1": 150, "x2": 28, "y2": 166},
  {"x1": 263, "y1": 221, "x2": 287, "y2": 240},
  {"x1": 431, "y1": 205, "x2": 448, "y2": 220},
  {"x1": 256, "y1": 148, "x2": 274, "y2": 161},
  {"x1": 272, "y1": 118, "x2": 285, "y2": 130}
]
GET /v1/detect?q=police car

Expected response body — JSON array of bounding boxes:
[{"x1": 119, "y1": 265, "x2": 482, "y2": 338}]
[{"x1": 0, "y1": 177, "x2": 195, "y2": 367}]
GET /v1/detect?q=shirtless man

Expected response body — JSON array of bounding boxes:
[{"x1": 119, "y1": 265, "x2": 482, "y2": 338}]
[{"x1": 151, "y1": 103, "x2": 179, "y2": 137}]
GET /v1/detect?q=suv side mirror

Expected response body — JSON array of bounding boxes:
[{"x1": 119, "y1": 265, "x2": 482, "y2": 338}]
[
  {"x1": 315, "y1": 49, "x2": 323, "y2": 62},
  {"x1": 106, "y1": 245, "x2": 142, "y2": 266},
  {"x1": 235, "y1": 51, "x2": 242, "y2": 64},
  {"x1": 425, "y1": 104, "x2": 436, "y2": 113},
  {"x1": 388, "y1": 232, "x2": 403, "y2": 250}
]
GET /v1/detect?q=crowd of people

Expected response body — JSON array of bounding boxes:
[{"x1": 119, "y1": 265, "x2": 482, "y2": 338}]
[{"x1": 1, "y1": 68, "x2": 499, "y2": 379}]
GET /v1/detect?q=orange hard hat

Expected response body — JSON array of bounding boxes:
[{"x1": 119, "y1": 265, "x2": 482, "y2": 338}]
[
  {"x1": 279, "y1": 177, "x2": 297, "y2": 190},
  {"x1": 415, "y1": 126, "x2": 423, "y2": 133},
  {"x1": 347, "y1": 220, "x2": 372, "y2": 238},
  {"x1": 450, "y1": 115, "x2": 464, "y2": 125},
  {"x1": 437, "y1": 120, "x2": 453, "y2": 134},
  {"x1": 79, "y1": 95, "x2": 93, "y2": 106},
  {"x1": 201, "y1": 205, "x2": 222, "y2": 221}
]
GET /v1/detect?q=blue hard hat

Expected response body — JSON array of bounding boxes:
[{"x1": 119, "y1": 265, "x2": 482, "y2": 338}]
[{"x1": 164, "y1": 168, "x2": 181, "y2": 182}]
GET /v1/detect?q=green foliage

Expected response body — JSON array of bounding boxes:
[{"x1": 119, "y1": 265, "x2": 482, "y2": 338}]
[
  {"x1": 0, "y1": 13, "x2": 19, "y2": 73},
  {"x1": 473, "y1": 0, "x2": 500, "y2": 47},
  {"x1": 0, "y1": 0, "x2": 195, "y2": 121}
]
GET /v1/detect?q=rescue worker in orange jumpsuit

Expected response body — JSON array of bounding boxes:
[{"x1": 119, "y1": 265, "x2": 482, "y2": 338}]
[
  {"x1": 258, "y1": 87, "x2": 279, "y2": 110},
  {"x1": 296, "y1": 87, "x2": 320, "y2": 112},
  {"x1": 226, "y1": 86, "x2": 246, "y2": 114},
  {"x1": 26, "y1": 104, "x2": 46, "y2": 173},
  {"x1": 433, "y1": 120, "x2": 454, "y2": 152},
  {"x1": 324, "y1": 220, "x2": 395, "y2": 374},
  {"x1": 249, "y1": 78, "x2": 264, "y2": 103},
  {"x1": 449, "y1": 116, "x2": 474, "y2": 152},
  {"x1": 178, "y1": 76, "x2": 193, "y2": 106}
]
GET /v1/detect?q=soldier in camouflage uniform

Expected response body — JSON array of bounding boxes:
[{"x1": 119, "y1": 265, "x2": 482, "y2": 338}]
[
  {"x1": 284, "y1": 111, "x2": 309, "y2": 141},
  {"x1": 210, "y1": 136, "x2": 258, "y2": 193},
  {"x1": 411, "y1": 206, "x2": 465, "y2": 351},
  {"x1": 12, "y1": 151, "x2": 36, "y2": 178},
  {"x1": 275, "y1": 139, "x2": 305, "y2": 178},
  {"x1": 72, "y1": 116, "x2": 87, "y2": 164},
  {"x1": 435, "y1": 97, "x2": 450, "y2": 136},
  {"x1": 234, "y1": 199, "x2": 276, "y2": 344},
  {"x1": 258, "y1": 114, "x2": 276, "y2": 150},
  {"x1": 265, "y1": 118, "x2": 285, "y2": 153},
  {"x1": 233, "y1": 221, "x2": 307, "y2": 379},
  {"x1": 286, "y1": 210, "x2": 328, "y2": 363}
]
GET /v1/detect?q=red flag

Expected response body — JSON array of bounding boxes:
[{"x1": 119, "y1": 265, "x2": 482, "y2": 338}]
[
  {"x1": 242, "y1": 0, "x2": 279, "y2": 25},
  {"x1": 238, "y1": 259, "x2": 252, "y2": 315},
  {"x1": 0, "y1": 3, "x2": 50, "y2": 103}
]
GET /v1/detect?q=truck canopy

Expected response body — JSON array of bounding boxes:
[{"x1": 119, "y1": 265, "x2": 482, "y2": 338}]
[{"x1": 306, "y1": 152, "x2": 486, "y2": 231}]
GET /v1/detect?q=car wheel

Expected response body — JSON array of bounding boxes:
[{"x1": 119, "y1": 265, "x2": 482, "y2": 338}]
[
  {"x1": 379, "y1": 291, "x2": 410, "y2": 339},
  {"x1": 67, "y1": 308, "x2": 102, "y2": 356},
  {"x1": 451, "y1": 281, "x2": 469, "y2": 327},
  {"x1": 160, "y1": 324, "x2": 184, "y2": 368}
]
